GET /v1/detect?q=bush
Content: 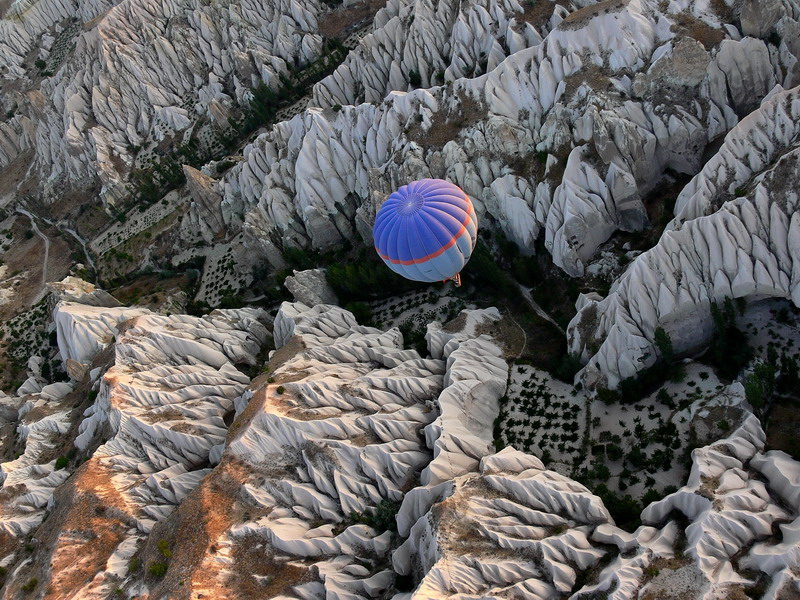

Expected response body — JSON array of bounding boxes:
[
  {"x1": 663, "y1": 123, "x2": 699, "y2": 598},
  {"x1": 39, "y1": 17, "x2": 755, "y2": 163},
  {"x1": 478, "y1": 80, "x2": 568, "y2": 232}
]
[
  {"x1": 656, "y1": 388, "x2": 674, "y2": 408},
  {"x1": 21, "y1": 578, "x2": 37, "y2": 592},
  {"x1": 157, "y1": 539, "x2": 172, "y2": 559},
  {"x1": 554, "y1": 353, "x2": 582, "y2": 383},
  {"x1": 215, "y1": 160, "x2": 235, "y2": 175},
  {"x1": 408, "y1": 70, "x2": 422, "y2": 87},
  {"x1": 398, "y1": 321, "x2": 427, "y2": 356},
  {"x1": 34, "y1": 59, "x2": 46, "y2": 70},
  {"x1": 218, "y1": 292, "x2": 244, "y2": 309},
  {"x1": 345, "y1": 501, "x2": 397, "y2": 533},
  {"x1": 707, "y1": 298, "x2": 751, "y2": 380},
  {"x1": 626, "y1": 447, "x2": 647, "y2": 468},
  {"x1": 345, "y1": 302, "x2": 372, "y2": 325},
  {"x1": 744, "y1": 362, "x2": 776, "y2": 410},
  {"x1": 653, "y1": 327, "x2": 673, "y2": 362},
  {"x1": 55, "y1": 456, "x2": 69, "y2": 470},
  {"x1": 596, "y1": 387, "x2": 621, "y2": 404},
  {"x1": 326, "y1": 255, "x2": 422, "y2": 303},
  {"x1": 370, "y1": 499, "x2": 401, "y2": 532},
  {"x1": 149, "y1": 562, "x2": 168, "y2": 577},
  {"x1": 593, "y1": 484, "x2": 641, "y2": 530},
  {"x1": 644, "y1": 565, "x2": 660, "y2": 578},
  {"x1": 276, "y1": 386, "x2": 285, "y2": 395},
  {"x1": 466, "y1": 240, "x2": 518, "y2": 299},
  {"x1": 607, "y1": 444, "x2": 623, "y2": 461}
]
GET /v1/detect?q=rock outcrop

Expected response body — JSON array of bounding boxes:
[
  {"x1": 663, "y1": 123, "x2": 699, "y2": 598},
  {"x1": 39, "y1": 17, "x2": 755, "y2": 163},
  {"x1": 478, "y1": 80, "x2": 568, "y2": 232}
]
[{"x1": 568, "y1": 85, "x2": 800, "y2": 387}]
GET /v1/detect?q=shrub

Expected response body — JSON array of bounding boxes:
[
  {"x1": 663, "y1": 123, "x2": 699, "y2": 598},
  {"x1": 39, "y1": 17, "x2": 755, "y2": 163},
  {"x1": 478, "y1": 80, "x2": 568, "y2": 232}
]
[
  {"x1": 607, "y1": 444, "x2": 623, "y2": 461},
  {"x1": 345, "y1": 302, "x2": 372, "y2": 325},
  {"x1": 654, "y1": 327, "x2": 673, "y2": 362},
  {"x1": 149, "y1": 562, "x2": 168, "y2": 577},
  {"x1": 596, "y1": 387, "x2": 620, "y2": 404},
  {"x1": 707, "y1": 298, "x2": 751, "y2": 380},
  {"x1": 744, "y1": 362, "x2": 776, "y2": 410},
  {"x1": 34, "y1": 59, "x2": 46, "y2": 69},
  {"x1": 554, "y1": 353, "x2": 582, "y2": 383},
  {"x1": 644, "y1": 565, "x2": 660, "y2": 578},
  {"x1": 21, "y1": 578, "x2": 37, "y2": 592},
  {"x1": 592, "y1": 484, "x2": 641, "y2": 530},
  {"x1": 157, "y1": 539, "x2": 172, "y2": 559},
  {"x1": 276, "y1": 386, "x2": 285, "y2": 395},
  {"x1": 626, "y1": 447, "x2": 647, "y2": 468},
  {"x1": 55, "y1": 456, "x2": 68, "y2": 470},
  {"x1": 371, "y1": 499, "x2": 401, "y2": 532}
]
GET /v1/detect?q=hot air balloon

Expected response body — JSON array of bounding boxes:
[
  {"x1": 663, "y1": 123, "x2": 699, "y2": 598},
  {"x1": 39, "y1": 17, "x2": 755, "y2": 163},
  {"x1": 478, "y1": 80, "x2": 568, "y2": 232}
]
[{"x1": 373, "y1": 179, "x2": 477, "y2": 286}]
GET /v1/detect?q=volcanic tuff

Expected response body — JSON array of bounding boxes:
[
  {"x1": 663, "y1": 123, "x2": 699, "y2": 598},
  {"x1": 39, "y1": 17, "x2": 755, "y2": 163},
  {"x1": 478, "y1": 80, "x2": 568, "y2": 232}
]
[
  {"x1": 0, "y1": 289, "x2": 797, "y2": 598},
  {"x1": 1, "y1": 0, "x2": 800, "y2": 594}
]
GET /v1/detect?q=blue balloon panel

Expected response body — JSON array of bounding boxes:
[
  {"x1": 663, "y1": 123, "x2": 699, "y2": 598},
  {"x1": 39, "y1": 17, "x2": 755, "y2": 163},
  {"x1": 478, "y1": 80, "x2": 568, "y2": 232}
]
[{"x1": 373, "y1": 179, "x2": 478, "y2": 282}]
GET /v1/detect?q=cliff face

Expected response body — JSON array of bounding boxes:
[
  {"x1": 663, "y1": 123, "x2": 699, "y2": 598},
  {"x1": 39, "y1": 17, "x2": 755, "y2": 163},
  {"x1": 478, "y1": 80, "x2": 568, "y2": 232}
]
[{"x1": 568, "y1": 85, "x2": 800, "y2": 388}]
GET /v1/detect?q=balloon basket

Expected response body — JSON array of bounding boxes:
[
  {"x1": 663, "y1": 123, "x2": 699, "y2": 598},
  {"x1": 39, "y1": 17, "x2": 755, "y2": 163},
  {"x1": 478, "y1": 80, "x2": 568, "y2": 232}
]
[{"x1": 447, "y1": 273, "x2": 462, "y2": 287}]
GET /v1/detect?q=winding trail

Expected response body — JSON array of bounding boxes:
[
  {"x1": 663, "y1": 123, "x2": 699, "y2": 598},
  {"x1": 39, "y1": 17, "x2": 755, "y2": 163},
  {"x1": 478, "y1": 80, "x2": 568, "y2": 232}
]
[
  {"x1": 63, "y1": 228, "x2": 96, "y2": 271},
  {"x1": 518, "y1": 284, "x2": 565, "y2": 333},
  {"x1": 17, "y1": 208, "x2": 49, "y2": 286}
]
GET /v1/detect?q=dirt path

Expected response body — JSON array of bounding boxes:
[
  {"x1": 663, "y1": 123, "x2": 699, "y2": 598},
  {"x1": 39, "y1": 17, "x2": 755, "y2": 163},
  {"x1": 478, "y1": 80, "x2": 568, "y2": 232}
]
[
  {"x1": 63, "y1": 227, "x2": 95, "y2": 271},
  {"x1": 518, "y1": 284, "x2": 565, "y2": 333},
  {"x1": 17, "y1": 208, "x2": 49, "y2": 286}
]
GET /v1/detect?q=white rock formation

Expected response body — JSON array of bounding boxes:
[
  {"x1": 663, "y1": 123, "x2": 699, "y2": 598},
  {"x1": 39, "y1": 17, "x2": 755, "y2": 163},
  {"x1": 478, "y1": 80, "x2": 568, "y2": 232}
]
[
  {"x1": 422, "y1": 307, "x2": 508, "y2": 484},
  {"x1": 283, "y1": 268, "x2": 340, "y2": 306},
  {"x1": 394, "y1": 447, "x2": 614, "y2": 598},
  {"x1": 0, "y1": 301, "x2": 270, "y2": 596},
  {"x1": 0, "y1": 0, "x2": 324, "y2": 204},
  {"x1": 47, "y1": 276, "x2": 121, "y2": 307},
  {"x1": 216, "y1": 0, "x2": 799, "y2": 279},
  {"x1": 310, "y1": 0, "x2": 550, "y2": 108},
  {"x1": 568, "y1": 84, "x2": 800, "y2": 387},
  {"x1": 640, "y1": 415, "x2": 800, "y2": 599}
]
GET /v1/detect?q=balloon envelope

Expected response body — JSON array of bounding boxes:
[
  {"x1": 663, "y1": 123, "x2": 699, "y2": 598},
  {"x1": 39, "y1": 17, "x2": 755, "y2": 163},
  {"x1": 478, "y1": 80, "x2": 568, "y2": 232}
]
[{"x1": 373, "y1": 179, "x2": 478, "y2": 282}]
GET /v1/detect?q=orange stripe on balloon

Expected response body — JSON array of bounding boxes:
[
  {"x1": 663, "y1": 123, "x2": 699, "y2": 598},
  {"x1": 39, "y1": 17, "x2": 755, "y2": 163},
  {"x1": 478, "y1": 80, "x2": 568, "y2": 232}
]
[{"x1": 376, "y1": 201, "x2": 474, "y2": 266}]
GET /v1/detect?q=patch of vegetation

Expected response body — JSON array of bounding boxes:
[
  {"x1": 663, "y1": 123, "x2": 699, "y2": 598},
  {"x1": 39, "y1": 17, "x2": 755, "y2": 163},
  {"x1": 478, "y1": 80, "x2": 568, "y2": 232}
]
[
  {"x1": 128, "y1": 556, "x2": 140, "y2": 574},
  {"x1": 157, "y1": 539, "x2": 172, "y2": 559},
  {"x1": 148, "y1": 562, "x2": 168, "y2": 577},
  {"x1": 596, "y1": 327, "x2": 688, "y2": 404},
  {"x1": 398, "y1": 319, "x2": 427, "y2": 356},
  {"x1": 348, "y1": 499, "x2": 401, "y2": 533},
  {"x1": 592, "y1": 484, "x2": 641, "y2": 530},
  {"x1": 705, "y1": 297, "x2": 750, "y2": 380},
  {"x1": 21, "y1": 578, "x2": 37, "y2": 593},
  {"x1": 326, "y1": 249, "x2": 425, "y2": 303}
]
